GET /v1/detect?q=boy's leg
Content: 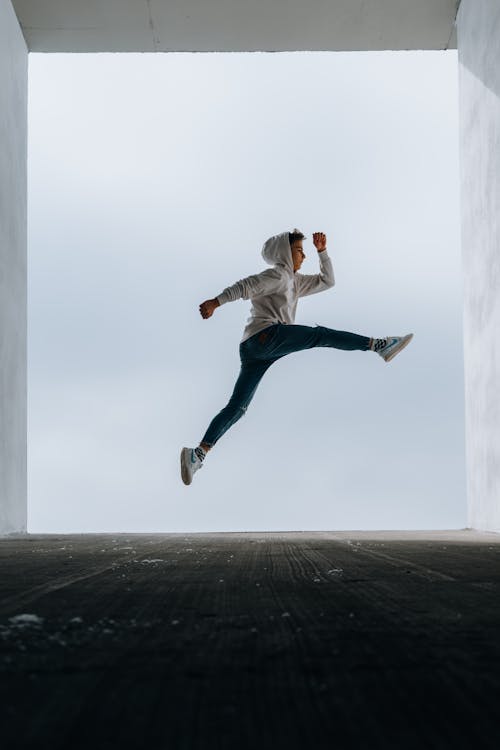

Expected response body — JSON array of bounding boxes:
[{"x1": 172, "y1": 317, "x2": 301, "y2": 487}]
[
  {"x1": 199, "y1": 358, "x2": 274, "y2": 450},
  {"x1": 265, "y1": 323, "x2": 371, "y2": 360}
]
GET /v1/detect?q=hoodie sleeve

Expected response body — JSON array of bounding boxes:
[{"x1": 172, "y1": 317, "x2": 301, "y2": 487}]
[
  {"x1": 295, "y1": 250, "x2": 335, "y2": 298},
  {"x1": 216, "y1": 267, "x2": 283, "y2": 305}
]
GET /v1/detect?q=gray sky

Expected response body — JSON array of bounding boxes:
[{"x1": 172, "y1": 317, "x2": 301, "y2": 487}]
[{"x1": 27, "y1": 50, "x2": 464, "y2": 533}]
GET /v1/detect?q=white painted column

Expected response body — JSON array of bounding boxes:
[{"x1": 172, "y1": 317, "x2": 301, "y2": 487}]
[
  {"x1": 0, "y1": 0, "x2": 27, "y2": 534},
  {"x1": 457, "y1": 0, "x2": 500, "y2": 532}
]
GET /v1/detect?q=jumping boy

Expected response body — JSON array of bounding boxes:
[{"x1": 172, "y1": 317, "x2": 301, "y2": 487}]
[{"x1": 180, "y1": 229, "x2": 413, "y2": 485}]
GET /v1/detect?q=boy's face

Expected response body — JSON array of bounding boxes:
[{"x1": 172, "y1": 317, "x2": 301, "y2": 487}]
[{"x1": 291, "y1": 240, "x2": 306, "y2": 272}]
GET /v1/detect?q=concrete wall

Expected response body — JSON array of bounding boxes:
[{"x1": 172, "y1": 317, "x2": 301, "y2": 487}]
[
  {"x1": 457, "y1": 0, "x2": 500, "y2": 532},
  {"x1": 2, "y1": 0, "x2": 492, "y2": 534},
  {"x1": 0, "y1": 0, "x2": 27, "y2": 534},
  {"x1": 11, "y1": 0, "x2": 458, "y2": 53}
]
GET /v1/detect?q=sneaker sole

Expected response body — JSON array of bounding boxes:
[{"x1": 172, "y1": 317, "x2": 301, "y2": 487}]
[
  {"x1": 180, "y1": 448, "x2": 192, "y2": 485},
  {"x1": 383, "y1": 333, "x2": 413, "y2": 362}
]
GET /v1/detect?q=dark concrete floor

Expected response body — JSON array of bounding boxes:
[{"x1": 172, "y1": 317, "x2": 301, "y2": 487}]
[{"x1": 1, "y1": 530, "x2": 500, "y2": 749}]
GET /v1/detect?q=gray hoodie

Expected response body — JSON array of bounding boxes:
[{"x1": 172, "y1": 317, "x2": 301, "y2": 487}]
[{"x1": 216, "y1": 230, "x2": 335, "y2": 343}]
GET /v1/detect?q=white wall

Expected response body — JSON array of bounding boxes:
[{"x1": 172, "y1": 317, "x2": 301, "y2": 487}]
[
  {"x1": 0, "y1": 0, "x2": 27, "y2": 534},
  {"x1": 458, "y1": 0, "x2": 500, "y2": 532}
]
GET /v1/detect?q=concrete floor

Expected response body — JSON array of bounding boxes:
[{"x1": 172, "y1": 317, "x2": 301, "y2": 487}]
[{"x1": 1, "y1": 530, "x2": 499, "y2": 749}]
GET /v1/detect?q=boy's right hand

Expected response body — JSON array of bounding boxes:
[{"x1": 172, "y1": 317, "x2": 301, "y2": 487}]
[{"x1": 199, "y1": 298, "x2": 220, "y2": 319}]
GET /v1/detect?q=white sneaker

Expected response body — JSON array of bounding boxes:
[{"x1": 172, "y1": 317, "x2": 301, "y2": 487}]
[
  {"x1": 180, "y1": 446, "x2": 205, "y2": 485},
  {"x1": 374, "y1": 333, "x2": 413, "y2": 362}
]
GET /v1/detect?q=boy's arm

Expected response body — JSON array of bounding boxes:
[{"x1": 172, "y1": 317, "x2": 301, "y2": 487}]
[
  {"x1": 199, "y1": 268, "x2": 283, "y2": 319},
  {"x1": 216, "y1": 267, "x2": 283, "y2": 306},
  {"x1": 295, "y1": 249, "x2": 335, "y2": 298}
]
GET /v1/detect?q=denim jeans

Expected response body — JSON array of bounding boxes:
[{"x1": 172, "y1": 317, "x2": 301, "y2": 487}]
[{"x1": 200, "y1": 322, "x2": 371, "y2": 447}]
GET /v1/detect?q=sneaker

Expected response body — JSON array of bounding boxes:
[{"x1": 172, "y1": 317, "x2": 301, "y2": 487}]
[
  {"x1": 375, "y1": 333, "x2": 413, "y2": 362},
  {"x1": 180, "y1": 446, "x2": 205, "y2": 485}
]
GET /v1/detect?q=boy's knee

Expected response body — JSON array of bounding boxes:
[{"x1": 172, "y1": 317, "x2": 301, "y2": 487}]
[{"x1": 225, "y1": 402, "x2": 248, "y2": 418}]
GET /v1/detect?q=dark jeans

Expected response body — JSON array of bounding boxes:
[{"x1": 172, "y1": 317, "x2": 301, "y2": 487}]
[{"x1": 201, "y1": 322, "x2": 371, "y2": 447}]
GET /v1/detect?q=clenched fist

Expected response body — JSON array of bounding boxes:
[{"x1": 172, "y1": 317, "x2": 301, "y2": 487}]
[
  {"x1": 312, "y1": 232, "x2": 327, "y2": 251},
  {"x1": 199, "y1": 298, "x2": 220, "y2": 319}
]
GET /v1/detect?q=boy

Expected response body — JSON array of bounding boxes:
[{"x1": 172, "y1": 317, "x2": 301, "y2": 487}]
[{"x1": 181, "y1": 229, "x2": 412, "y2": 485}]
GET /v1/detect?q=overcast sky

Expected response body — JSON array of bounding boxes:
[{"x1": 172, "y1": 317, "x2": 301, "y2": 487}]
[{"x1": 27, "y1": 50, "x2": 464, "y2": 533}]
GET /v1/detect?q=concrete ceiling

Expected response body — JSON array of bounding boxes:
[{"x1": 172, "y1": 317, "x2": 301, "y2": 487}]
[{"x1": 12, "y1": 0, "x2": 459, "y2": 53}]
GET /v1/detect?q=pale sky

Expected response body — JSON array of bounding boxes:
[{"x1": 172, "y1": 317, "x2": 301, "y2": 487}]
[{"x1": 27, "y1": 50, "x2": 464, "y2": 532}]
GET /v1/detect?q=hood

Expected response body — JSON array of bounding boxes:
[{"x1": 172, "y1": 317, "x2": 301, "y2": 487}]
[{"x1": 261, "y1": 229, "x2": 307, "y2": 274}]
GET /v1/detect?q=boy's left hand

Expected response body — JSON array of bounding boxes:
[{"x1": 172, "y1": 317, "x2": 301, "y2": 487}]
[{"x1": 312, "y1": 232, "x2": 327, "y2": 251}]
